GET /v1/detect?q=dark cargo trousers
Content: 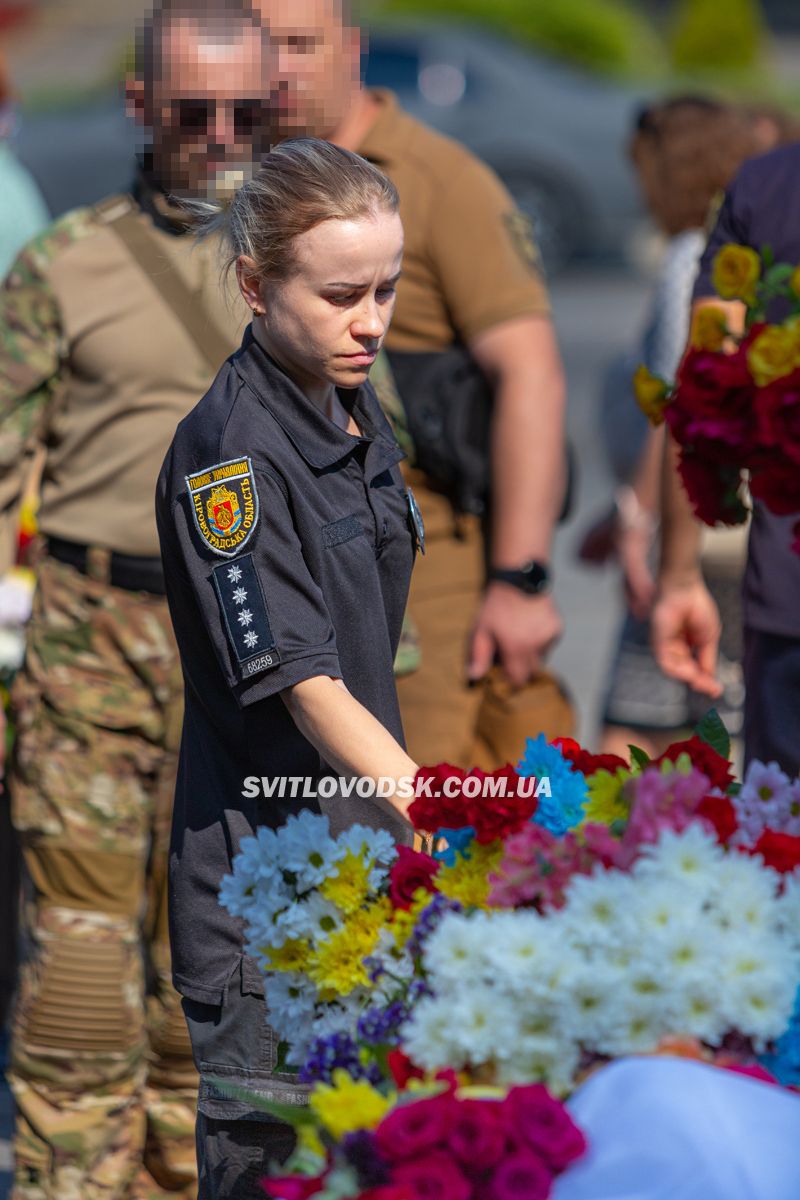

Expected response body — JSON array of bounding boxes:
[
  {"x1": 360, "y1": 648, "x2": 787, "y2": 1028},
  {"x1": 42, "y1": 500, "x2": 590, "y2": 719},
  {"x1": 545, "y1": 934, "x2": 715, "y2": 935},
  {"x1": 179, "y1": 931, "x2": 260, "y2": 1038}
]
[
  {"x1": 8, "y1": 555, "x2": 197, "y2": 1199},
  {"x1": 182, "y1": 961, "x2": 304, "y2": 1199}
]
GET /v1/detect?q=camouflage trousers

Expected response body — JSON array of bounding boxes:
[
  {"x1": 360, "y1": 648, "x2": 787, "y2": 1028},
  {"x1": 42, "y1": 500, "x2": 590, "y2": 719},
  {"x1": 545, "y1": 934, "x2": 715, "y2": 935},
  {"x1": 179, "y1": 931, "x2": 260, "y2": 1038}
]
[{"x1": 7, "y1": 553, "x2": 197, "y2": 1200}]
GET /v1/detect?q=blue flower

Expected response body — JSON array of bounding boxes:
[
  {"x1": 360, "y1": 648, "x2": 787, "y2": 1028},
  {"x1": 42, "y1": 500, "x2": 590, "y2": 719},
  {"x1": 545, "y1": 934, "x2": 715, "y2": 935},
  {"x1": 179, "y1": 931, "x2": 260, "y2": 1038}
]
[
  {"x1": 517, "y1": 734, "x2": 588, "y2": 836},
  {"x1": 760, "y1": 982, "x2": 800, "y2": 1086},
  {"x1": 433, "y1": 825, "x2": 476, "y2": 867}
]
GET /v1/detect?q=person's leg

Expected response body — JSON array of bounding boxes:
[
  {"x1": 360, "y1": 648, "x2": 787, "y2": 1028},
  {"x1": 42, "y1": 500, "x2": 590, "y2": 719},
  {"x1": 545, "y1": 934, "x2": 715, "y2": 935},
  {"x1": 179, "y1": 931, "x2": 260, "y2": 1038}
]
[
  {"x1": 139, "y1": 614, "x2": 198, "y2": 1200},
  {"x1": 396, "y1": 470, "x2": 574, "y2": 768},
  {"x1": 7, "y1": 558, "x2": 188, "y2": 1199},
  {"x1": 183, "y1": 962, "x2": 305, "y2": 1200},
  {"x1": 743, "y1": 627, "x2": 800, "y2": 777}
]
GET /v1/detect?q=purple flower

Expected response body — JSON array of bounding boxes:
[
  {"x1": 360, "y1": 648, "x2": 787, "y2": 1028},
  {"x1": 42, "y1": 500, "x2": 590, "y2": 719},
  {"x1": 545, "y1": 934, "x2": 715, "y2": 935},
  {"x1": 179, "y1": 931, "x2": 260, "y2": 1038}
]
[
  {"x1": 299, "y1": 1031, "x2": 380, "y2": 1085},
  {"x1": 357, "y1": 1000, "x2": 408, "y2": 1046},
  {"x1": 735, "y1": 760, "x2": 797, "y2": 844},
  {"x1": 407, "y1": 893, "x2": 463, "y2": 959},
  {"x1": 341, "y1": 1130, "x2": 391, "y2": 1188}
]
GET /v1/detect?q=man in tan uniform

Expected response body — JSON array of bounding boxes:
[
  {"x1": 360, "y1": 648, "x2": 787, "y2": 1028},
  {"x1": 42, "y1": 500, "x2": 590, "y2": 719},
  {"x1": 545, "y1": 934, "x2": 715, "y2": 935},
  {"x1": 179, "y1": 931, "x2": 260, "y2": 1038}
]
[
  {"x1": 0, "y1": 3, "x2": 272, "y2": 1195},
  {"x1": 254, "y1": 0, "x2": 573, "y2": 768}
]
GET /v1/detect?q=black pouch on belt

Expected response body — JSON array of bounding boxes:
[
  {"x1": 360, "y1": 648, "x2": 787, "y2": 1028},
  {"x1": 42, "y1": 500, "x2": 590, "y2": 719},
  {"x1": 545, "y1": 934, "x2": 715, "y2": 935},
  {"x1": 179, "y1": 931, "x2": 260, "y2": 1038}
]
[{"x1": 385, "y1": 345, "x2": 575, "y2": 521}]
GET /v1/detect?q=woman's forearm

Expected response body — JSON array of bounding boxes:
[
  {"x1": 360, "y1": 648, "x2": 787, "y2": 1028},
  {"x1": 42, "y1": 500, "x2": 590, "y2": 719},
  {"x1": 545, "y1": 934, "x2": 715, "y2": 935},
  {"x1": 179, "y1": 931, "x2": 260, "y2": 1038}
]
[{"x1": 280, "y1": 675, "x2": 417, "y2": 817}]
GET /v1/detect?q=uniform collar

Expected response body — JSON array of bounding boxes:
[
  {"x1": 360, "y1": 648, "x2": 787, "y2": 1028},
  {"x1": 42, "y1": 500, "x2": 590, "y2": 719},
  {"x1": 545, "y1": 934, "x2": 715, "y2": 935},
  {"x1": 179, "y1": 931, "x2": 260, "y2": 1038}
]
[
  {"x1": 233, "y1": 327, "x2": 405, "y2": 474},
  {"x1": 356, "y1": 89, "x2": 413, "y2": 169}
]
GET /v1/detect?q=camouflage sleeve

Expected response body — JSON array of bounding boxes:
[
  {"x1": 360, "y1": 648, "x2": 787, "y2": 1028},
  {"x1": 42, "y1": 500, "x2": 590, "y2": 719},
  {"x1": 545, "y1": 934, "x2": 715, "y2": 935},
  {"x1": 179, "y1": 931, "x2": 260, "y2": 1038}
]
[{"x1": 0, "y1": 228, "x2": 64, "y2": 572}]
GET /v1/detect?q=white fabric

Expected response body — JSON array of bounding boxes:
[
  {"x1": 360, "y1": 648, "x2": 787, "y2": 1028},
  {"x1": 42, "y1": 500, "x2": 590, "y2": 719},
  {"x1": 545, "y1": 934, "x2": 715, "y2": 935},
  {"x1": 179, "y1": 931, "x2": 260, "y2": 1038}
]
[{"x1": 553, "y1": 1057, "x2": 800, "y2": 1200}]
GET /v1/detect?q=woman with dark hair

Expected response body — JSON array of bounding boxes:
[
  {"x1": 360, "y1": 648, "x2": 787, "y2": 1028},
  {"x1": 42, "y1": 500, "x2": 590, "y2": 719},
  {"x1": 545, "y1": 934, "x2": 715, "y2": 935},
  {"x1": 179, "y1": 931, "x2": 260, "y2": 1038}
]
[{"x1": 156, "y1": 137, "x2": 418, "y2": 1197}]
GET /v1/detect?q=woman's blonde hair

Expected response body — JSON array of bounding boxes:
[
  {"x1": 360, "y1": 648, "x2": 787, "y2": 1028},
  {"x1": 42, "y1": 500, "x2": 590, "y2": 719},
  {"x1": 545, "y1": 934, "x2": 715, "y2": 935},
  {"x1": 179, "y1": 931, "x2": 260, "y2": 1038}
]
[{"x1": 219, "y1": 137, "x2": 399, "y2": 282}]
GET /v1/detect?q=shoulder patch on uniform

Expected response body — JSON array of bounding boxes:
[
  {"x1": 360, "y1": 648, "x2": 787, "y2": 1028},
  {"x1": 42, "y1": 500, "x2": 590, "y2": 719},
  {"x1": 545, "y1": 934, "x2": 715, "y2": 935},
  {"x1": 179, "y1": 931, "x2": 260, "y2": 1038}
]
[
  {"x1": 186, "y1": 457, "x2": 259, "y2": 558},
  {"x1": 211, "y1": 554, "x2": 280, "y2": 677},
  {"x1": 503, "y1": 210, "x2": 543, "y2": 275}
]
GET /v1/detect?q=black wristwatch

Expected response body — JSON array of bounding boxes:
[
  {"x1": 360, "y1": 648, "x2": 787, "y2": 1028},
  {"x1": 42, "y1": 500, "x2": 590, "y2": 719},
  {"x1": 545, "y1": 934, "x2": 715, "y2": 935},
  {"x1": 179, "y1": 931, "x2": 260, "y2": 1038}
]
[{"x1": 488, "y1": 560, "x2": 550, "y2": 596}]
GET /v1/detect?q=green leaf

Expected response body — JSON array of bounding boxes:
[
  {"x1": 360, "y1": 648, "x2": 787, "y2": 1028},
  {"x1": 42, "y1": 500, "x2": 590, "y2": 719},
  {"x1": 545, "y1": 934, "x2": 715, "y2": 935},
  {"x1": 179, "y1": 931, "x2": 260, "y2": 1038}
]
[
  {"x1": 628, "y1": 744, "x2": 651, "y2": 771},
  {"x1": 275, "y1": 1041, "x2": 299, "y2": 1075},
  {"x1": 761, "y1": 244, "x2": 775, "y2": 269},
  {"x1": 763, "y1": 263, "x2": 794, "y2": 288},
  {"x1": 693, "y1": 709, "x2": 730, "y2": 760},
  {"x1": 206, "y1": 1077, "x2": 313, "y2": 1124}
]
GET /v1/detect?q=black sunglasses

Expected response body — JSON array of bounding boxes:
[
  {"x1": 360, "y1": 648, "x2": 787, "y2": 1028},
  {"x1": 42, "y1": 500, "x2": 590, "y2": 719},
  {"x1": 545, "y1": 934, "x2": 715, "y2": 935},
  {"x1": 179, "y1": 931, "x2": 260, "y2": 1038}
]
[{"x1": 171, "y1": 98, "x2": 268, "y2": 138}]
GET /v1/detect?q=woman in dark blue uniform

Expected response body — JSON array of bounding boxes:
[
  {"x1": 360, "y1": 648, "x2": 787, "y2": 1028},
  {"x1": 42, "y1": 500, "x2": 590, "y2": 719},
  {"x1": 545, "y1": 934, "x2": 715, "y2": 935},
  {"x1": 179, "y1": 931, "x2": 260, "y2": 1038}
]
[{"x1": 155, "y1": 139, "x2": 420, "y2": 1198}]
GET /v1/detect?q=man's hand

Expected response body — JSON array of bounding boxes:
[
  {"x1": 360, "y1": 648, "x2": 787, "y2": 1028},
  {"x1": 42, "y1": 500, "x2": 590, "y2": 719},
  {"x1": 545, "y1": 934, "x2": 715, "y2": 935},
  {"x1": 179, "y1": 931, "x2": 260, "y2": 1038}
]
[
  {"x1": 468, "y1": 583, "x2": 563, "y2": 688},
  {"x1": 651, "y1": 579, "x2": 722, "y2": 697}
]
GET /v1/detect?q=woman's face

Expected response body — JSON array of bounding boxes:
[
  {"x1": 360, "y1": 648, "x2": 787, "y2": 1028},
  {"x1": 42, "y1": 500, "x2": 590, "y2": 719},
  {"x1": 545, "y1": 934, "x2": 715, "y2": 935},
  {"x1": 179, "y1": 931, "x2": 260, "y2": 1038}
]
[{"x1": 250, "y1": 208, "x2": 403, "y2": 399}]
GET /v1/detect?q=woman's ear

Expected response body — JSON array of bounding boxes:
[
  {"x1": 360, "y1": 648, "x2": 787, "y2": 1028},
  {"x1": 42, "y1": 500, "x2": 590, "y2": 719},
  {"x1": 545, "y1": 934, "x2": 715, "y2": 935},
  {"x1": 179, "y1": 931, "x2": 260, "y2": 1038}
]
[{"x1": 236, "y1": 256, "x2": 264, "y2": 315}]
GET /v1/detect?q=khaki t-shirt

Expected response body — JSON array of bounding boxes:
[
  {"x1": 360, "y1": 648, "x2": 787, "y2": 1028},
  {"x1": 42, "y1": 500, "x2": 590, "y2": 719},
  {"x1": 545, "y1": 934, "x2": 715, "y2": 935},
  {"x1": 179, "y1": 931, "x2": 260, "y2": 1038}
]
[
  {"x1": 358, "y1": 90, "x2": 550, "y2": 352},
  {"x1": 0, "y1": 197, "x2": 246, "y2": 561}
]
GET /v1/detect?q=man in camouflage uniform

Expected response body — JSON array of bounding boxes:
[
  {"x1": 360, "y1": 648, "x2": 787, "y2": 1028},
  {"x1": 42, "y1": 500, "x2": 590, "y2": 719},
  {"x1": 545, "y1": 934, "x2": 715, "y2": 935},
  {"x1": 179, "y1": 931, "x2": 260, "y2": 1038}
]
[{"x1": 0, "y1": 3, "x2": 275, "y2": 1195}]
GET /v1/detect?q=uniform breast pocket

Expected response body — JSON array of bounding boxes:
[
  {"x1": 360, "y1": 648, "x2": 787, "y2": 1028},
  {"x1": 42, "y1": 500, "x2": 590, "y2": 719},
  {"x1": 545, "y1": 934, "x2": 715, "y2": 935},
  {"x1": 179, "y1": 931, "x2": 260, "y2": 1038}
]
[{"x1": 321, "y1": 515, "x2": 368, "y2": 549}]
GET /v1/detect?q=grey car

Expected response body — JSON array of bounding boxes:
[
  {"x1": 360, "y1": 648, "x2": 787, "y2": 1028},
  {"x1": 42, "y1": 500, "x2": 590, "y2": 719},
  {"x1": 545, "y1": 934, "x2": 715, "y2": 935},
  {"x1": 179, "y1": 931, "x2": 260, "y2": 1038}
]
[{"x1": 364, "y1": 22, "x2": 647, "y2": 271}]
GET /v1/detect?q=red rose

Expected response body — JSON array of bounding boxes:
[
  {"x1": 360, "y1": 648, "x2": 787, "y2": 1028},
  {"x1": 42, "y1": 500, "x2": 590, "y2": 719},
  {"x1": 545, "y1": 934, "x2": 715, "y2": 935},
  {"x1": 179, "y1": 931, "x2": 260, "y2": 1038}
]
[
  {"x1": 391, "y1": 1153, "x2": 471, "y2": 1200},
  {"x1": 389, "y1": 846, "x2": 440, "y2": 910},
  {"x1": 470, "y1": 766, "x2": 539, "y2": 845},
  {"x1": 554, "y1": 737, "x2": 628, "y2": 776},
  {"x1": 675, "y1": 453, "x2": 748, "y2": 525},
  {"x1": 655, "y1": 736, "x2": 735, "y2": 791},
  {"x1": 407, "y1": 764, "x2": 471, "y2": 833},
  {"x1": 696, "y1": 794, "x2": 738, "y2": 845},
  {"x1": 375, "y1": 1093, "x2": 456, "y2": 1162},
  {"x1": 487, "y1": 1150, "x2": 553, "y2": 1200},
  {"x1": 447, "y1": 1099, "x2": 507, "y2": 1170},
  {"x1": 753, "y1": 379, "x2": 800, "y2": 465},
  {"x1": 502, "y1": 1084, "x2": 587, "y2": 1173},
  {"x1": 749, "y1": 462, "x2": 800, "y2": 517},
  {"x1": 261, "y1": 1177, "x2": 324, "y2": 1199},
  {"x1": 360, "y1": 1188, "x2": 415, "y2": 1200},
  {"x1": 752, "y1": 830, "x2": 800, "y2": 873},
  {"x1": 386, "y1": 1049, "x2": 425, "y2": 1090}
]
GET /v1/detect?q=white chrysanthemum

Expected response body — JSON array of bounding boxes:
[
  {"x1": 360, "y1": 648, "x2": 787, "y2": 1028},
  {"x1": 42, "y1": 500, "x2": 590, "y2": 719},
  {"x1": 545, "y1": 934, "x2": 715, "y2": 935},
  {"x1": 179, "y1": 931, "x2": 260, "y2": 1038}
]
[
  {"x1": 633, "y1": 878, "x2": 702, "y2": 938},
  {"x1": 634, "y1": 824, "x2": 724, "y2": 887},
  {"x1": 559, "y1": 870, "x2": 637, "y2": 951},
  {"x1": 670, "y1": 972, "x2": 729, "y2": 1044},
  {"x1": 336, "y1": 824, "x2": 397, "y2": 887},
  {"x1": 422, "y1": 911, "x2": 493, "y2": 985},
  {"x1": 219, "y1": 827, "x2": 286, "y2": 917},
  {"x1": 497, "y1": 1030, "x2": 580, "y2": 1094},
  {"x1": 560, "y1": 962, "x2": 634, "y2": 1044},
  {"x1": 272, "y1": 892, "x2": 343, "y2": 945},
  {"x1": 721, "y1": 969, "x2": 797, "y2": 1047},
  {"x1": 277, "y1": 810, "x2": 343, "y2": 892},
  {"x1": 446, "y1": 984, "x2": 519, "y2": 1066},
  {"x1": 646, "y1": 915, "x2": 720, "y2": 982},
  {"x1": 482, "y1": 910, "x2": 554, "y2": 981},
  {"x1": 265, "y1": 971, "x2": 317, "y2": 1040},
  {"x1": 218, "y1": 868, "x2": 258, "y2": 919},
  {"x1": 402, "y1": 995, "x2": 463, "y2": 1070},
  {"x1": 709, "y1": 856, "x2": 780, "y2": 933},
  {"x1": 593, "y1": 994, "x2": 667, "y2": 1056}
]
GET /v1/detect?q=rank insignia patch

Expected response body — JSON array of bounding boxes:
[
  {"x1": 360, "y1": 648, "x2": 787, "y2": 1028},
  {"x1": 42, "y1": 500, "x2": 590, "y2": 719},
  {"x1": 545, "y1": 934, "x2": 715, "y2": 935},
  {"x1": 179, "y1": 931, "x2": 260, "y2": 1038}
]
[
  {"x1": 211, "y1": 554, "x2": 281, "y2": 678},
  {"x1": 186, "y1": 457, "x2": 259, "y2": 557}
]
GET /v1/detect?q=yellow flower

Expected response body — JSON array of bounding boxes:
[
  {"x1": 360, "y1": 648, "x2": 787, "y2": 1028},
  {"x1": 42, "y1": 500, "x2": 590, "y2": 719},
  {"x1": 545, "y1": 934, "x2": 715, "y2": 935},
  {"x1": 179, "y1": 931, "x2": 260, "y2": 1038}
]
[
  {"x1": 296, "y1": 1123, "x2": 326, "y2": 1163},
  {"x1": 747, "y1": 322, "x2": 800, "y2": 387},
  {"x1": 790, "y1": 266, "x2": 800, "y2": 298},
  {"x1": 581, "y1": 768, "x2": 631, "y2": 827},
  {"x1": 689, "y1": 305, "x2": 728, "y2": 351},
  {"x1": 307, "y1": 904, "x2": 386, "y2": 995},
  {"x1": 262, "y1": 938, "x2": 311, "y2": 972},
  {"x1": 390, "y1": 887, "x2": 435, "y2": 949},
  {"x1": 711, "y1": 243, "x2": 761, "y2": 304},
  {"x1": 309, "y1": 1070, "x2": 393, "y2": 1139},
  {"x1": 319, "y1": 850, "x2": 371, "y2": 914},
  {"x1": 632, "y1": 364, "x2": 669, "y2": 425},
  {"x1": 437, "y1": 841, "x2": 504, "y2": 909}
]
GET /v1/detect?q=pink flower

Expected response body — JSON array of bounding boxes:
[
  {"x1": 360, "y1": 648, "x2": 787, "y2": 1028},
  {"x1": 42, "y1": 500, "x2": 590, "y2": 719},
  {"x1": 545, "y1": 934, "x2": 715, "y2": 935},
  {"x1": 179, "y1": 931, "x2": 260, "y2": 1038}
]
[
  {"x1": 487, "y1": 1150, "x2": 552, "y2": 1200},
  {"x1": 447, "y1": 1099, "x2": 507, "y2": 1169},
  {"x1": 391, "y1": 1153, "x2": 471, "y2": 1200},
  {"x1": 374, "y1": 1093, "x2": 455, "y2": 1162},
  {"x1": 489, "y1": 824, "x2": 613, "y2": 911},
  {"x1": 261, "y1": 1177, "x2": 325, "y2": 1199},
  {"x1": 502, "y1": 1085, "x2": 587, "y2": 1172},
  {"x1": 621, "y1": 766, "x2": 713, "y2": 860}
]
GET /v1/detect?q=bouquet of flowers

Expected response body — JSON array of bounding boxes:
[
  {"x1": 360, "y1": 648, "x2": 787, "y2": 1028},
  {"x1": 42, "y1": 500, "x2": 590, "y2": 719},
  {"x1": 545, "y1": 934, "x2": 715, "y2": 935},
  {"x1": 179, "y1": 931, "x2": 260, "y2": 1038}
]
[
  {"x1": 220, "y1": 714, "x2": 800, "y2": 1198},
  {"x1": 634, "y1": 243, "x2": 800, "y2": 549}
]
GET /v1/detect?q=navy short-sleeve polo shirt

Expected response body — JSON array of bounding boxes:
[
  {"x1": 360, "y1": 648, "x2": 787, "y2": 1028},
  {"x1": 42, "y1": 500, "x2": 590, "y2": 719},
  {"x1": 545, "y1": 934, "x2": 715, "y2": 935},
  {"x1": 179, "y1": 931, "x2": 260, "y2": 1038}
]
[
  {"x1": 156, "y1": 329, "x2": 416, "y2": 1003},
  {"x1": 694, "y1": 143, "x2": 800, "y2": 638}
]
